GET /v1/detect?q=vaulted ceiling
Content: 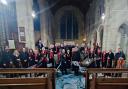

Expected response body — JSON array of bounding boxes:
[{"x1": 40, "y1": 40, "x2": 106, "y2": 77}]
[{"x1": 47, "y1": 0, "x2": 93, "y2": 15}]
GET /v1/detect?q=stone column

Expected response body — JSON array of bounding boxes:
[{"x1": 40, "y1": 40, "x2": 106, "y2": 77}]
[
  {"x1": 16, "y1": 0, "x2": 35, "y2": 49},
  {"x1": 96, "y1": 30, "x2": 100, "y2": 47},
  {"x1": 38, "y1": 0, "x2": 49, "y2": 46}
]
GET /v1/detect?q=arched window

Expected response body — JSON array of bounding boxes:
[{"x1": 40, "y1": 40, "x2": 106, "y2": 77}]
[{"x1": 60, "y1": 11, "x2": 78, "y2": 40}]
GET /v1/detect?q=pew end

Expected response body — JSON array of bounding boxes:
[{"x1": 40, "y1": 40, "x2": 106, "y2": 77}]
[
  {"x1": 86, "y1": 68, "x2": 128, "y2": 89},
  {"x1": 0, "y1": 68, "x2": 56, "y2": 89}
]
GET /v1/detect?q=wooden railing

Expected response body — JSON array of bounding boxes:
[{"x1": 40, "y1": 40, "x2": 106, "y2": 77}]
[
  {"x1": 86, "y1": 68, "x2": 128, "y2": 89},
  {"x1": 0, "y1": 68, "x2": 56, "y2": 89}
]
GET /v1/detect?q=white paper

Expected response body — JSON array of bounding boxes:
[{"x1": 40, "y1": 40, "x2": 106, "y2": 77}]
[{"x1": 8, "y1": 40, "x2": 15, "y2": 49}]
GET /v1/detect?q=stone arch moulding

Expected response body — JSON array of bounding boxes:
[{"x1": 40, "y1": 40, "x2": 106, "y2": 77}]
[
  {"x1": 119, "y1": 23, "x2": 128, "y2": 35},
  {"x1": 97, "y1": 24, "x2": 104, "y2": 49},
  {"x1": 91, "y1": 31, "x2": 97, "y2": 47},
  {"x1": 54, "y1": 5, "x2": 84, "y2": 42},
  {"x1": 118, "y1": 22, "x2": 128, "y2": 55}
]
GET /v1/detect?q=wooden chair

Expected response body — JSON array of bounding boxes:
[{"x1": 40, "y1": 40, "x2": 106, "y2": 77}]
[
  {"x1": 86, "y1": 68, "x2": 128, "y2": 89},
  {"x1": 0, "y1": 68, "x2": 56, "y2": 89}
]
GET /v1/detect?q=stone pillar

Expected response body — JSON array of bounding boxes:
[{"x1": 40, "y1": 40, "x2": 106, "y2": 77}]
[
  {"x1": 96, "y1": 30, "x2": 100, "y2": 46},
  {"x1": 38, "y1": 0, "x2": 49, "y2": 46},
  {"x1": 16, "y1": 0, "x2": 35, "y2": 49}
]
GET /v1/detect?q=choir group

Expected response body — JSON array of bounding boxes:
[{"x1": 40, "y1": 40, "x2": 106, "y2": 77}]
[{"x1": 0, "y1": 40, "x2": 126, "y2": 75}]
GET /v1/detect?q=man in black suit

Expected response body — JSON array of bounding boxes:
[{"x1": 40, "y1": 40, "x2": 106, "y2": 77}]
[
  {"x1": 2, "y1": 46, "x2": 12, "y2": 68},
  {"x1": 36, "y1": 40, "x2": 43, "y2": 53},
  {"x1": 20, "y1": 48, "x2": 29, "y2": 68}
]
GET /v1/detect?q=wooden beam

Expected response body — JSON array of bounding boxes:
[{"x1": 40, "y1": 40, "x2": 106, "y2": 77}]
[{"x1": 87, "y1": 68, "x2": 128, "y2": 73}]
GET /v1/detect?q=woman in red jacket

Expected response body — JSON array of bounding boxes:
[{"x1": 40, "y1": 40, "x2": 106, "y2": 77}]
[
  {"x1": 102, "y1": 51, "x2": 107, "y2": 68},
  {"x1": 49, "y1": 49, "x2": 54, "y2": 67}
]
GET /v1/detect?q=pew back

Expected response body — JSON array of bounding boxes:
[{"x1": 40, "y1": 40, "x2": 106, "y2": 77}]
[
  {"x1": 0, "y1": 68, "x2": 56, "y2": 89},
  {"x1": 86, "y1": 68, "x2": 128, "y2": 89}
]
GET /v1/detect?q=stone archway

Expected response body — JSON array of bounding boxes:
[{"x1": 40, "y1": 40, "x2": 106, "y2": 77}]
[
  {"x1": 54, "y1": 6, "x2": 84, "y2": 43},
  {"x1": 96, "y1": 25, "x2": 104, "y2": 50},
  {"x1": 92, "y1": 31, "x2": 97, "y2": 47},
  {"x1": 119, "y1": 23, "x2": 128, "y2": 54},
  {"x1": 100, "y1": 29, "x2": 104, "y2": 49}
]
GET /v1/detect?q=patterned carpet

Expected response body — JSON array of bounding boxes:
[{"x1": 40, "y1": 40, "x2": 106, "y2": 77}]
[{"x1": 56, "y1": 74, "x2": 85, "y2": 89}]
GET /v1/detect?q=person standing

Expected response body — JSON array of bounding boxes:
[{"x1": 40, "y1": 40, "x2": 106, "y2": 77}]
[
  {"x1": 34, "y1": 49, "x2": 41, "y2": 64},
  {"x1": 101, "y1": 51, "x2": 108, "y2": 68},
  {"x1": 20, "y1": 48, "x2": 29, "y2": 68},
  {"x1": 41, "y1": 47, "x2": 47, "y2": 56},
  {"x1": 115, "y1": 48, "x2": 125, "y2": 77},
  {"x1": 2, "y1": 46, "x2": 12, "y2": 68},
  {"x1": 95, "y1": 48, "x2": 102, "y2": 68},
  {"x1": 36, "y1": 54, "x2": 47, "y2": 68},
  {"x1": 72, "y1": 47, "x2": 80, "y2": 76},
  {"x1": 88, "y1": 48, "x2": 95, "y2": 68},
  {"x1": 28, "y1": 49, "x2": 35, "y2": 67},
  {"x1": 107, "y1": 50, "x2": 114, "y2": 68},
  {"x1": 12, "y1": 50, "x2": 21, "y2": 68},
  {"x1": 36, "y1": 40, "x2": 43, "y2": 53},
  {"x1": 115, "y1": 48, "x2": 125, "y2": 68},
  {"x1": 80, "y1": 48, "x2": 88, "y2": 62},
  {"x1": 49, "y1": 49, "x2": 54, "y2": 67},
  {"x1": 60, "y1": 49, "x2": 67, "y2": 75},
  {"x1": 56, "y1": 49, "x2": 61, "y2": 68},
  {"x1": 66, "y1": 49, "x2": 72, "y2": 69}
]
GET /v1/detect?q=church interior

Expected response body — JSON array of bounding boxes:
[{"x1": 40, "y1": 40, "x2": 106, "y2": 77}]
[{"x1": 0, "y1": 0, "x2": 128, "y2": 89}]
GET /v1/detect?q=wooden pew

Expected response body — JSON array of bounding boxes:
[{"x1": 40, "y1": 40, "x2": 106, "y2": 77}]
[
  {"x1": 86, "y1": 68, "x2": 128, "y2": 89},
  {"x1": 0, "y1": 68, "x2": 56, "y2": 89}
]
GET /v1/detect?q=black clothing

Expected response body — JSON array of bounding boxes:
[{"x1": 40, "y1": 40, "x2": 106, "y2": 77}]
[
  {"x1": 107, "y1": 52, "x2": 114, "y2": 68},
  {"x1": 96, "y1": 52, "x2": 102, "y2": 68},
  {"x1": 88, "y1": 52, "x2": 95, "y2": 68},
  {"x1": 66, "y1": 53, "x2": 72, "y2": 68},
  {"x1": 2, "y1": 51, "x2": 12, "y2": 68},
  {"x1": 115, "y1": 51, "x2": 125, "y2": 67},
  {"x1": 28, "y1": 53, "x2": 35, "y2": 67},
  {"x1": 60, "y1": 53, "x2": 67, "y2": 75},
  {"x1": 36, "y1": 43, "x2": 43, "y2": 53},
  {"x1": 72, "y1": 51, "x2": 80, "y2": 62},
  {"x1": 12, "y1": 55, "x2": 22, "y2": 68},
  {"x1": 101, "y1": 53, "x2": 108, "y2": 68},
  {"x1": 115, "y1": 52, "x2": 125, "y2": 60},
  {"x1": 20, "y1": 52, "x2": 29, "y2": 68}
]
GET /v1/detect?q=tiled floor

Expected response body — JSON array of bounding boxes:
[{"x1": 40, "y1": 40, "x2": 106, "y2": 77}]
[{"x1": 56, "y1": 74, "x2": 85, "y2": 89}]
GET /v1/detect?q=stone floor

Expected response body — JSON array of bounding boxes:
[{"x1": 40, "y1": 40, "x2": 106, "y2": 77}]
[{"x1": 56, "y1": 74, "x2": 85, "y2": 89}]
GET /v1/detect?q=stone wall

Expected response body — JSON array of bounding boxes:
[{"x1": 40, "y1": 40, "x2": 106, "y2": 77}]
[
  {"x1": 86, "y1": 0, "x2": 128, "y2": 61},
  {"x1": 85, "y1": 0, "x2": 104, "y2": 48},
  {"x1": 103, "y1": 0, "x2": 128, "y2": 51},
  {"x1": 38, "y1": 0, "x2": 53, "y2": 46},
  {"x1": 54, "y1": 6, "x2": 85, "y2": 44},
  {"x1": 16, "y1": 0, "x2": 35, "y2": 49}
]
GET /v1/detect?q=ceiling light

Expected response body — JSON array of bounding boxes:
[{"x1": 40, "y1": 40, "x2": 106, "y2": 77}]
[
  {"x1": 101, "y1": 13, "x2": 105, "y2": 20},
  {"x1": 0, "y1": 0, "x2": 8, "y2": 5},
  {"x1": 32, "y1": 11, "x2": 36, "y2": 18}
]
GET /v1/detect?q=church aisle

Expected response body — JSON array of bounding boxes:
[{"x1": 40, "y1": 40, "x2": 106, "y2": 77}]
[{"x1": 56, "y1": 74, "x2": 85, "y2": 89}]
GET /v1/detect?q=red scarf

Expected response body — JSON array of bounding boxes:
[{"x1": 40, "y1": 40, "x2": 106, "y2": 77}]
[
  {"x1": 42, "y1": 57, "x2": 47, "y2": 62},
  {"x1": 42, "y1": 50, "x2": 47, "y2": 55},
  {"x1": 102, "y1": 53, "x2": 106, "y2": 62},
  {"x1": 50, "y1": 51, "x2": 54, "y2": 59},
  {"x1": 58, "y1": 52, "x2": 61, "y2": 60}
]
